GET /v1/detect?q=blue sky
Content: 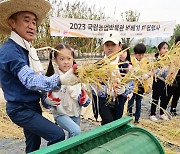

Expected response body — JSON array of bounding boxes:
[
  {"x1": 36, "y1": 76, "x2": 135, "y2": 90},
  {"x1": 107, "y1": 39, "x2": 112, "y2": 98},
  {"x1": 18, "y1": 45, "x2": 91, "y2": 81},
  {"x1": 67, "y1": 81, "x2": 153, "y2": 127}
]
[{"x1": 61, "y1": 0, "x2": 180, "y2": 24}]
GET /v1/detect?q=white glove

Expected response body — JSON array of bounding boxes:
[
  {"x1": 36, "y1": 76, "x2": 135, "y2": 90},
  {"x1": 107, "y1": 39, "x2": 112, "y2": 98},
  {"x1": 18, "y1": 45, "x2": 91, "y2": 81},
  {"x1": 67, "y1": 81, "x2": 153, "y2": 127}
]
[
  {"x1": 142, "y1": 74, "x2": 149, "y2": 80},
  {"x1": 114, "y1": 85, "x2": 125, "y2": 95},
  {"x1": 45, "y1": 97, "x2": 60, "y2": 106},
  {"x1": 127, "y1": 93, "x2": 133, "y2": 100},
  {"x1": 107, "y1": 87, "x2": 115, "y2": 97},
  {"x1": 60, "y1": 68, "x2": 78, "y2": 85}
]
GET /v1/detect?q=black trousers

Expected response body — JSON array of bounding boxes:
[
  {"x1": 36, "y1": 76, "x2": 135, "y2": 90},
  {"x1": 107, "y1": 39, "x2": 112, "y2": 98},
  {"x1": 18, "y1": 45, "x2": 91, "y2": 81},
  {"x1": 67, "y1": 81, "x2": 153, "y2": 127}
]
[
  {"x1": 115, "y1": 95, "x2": 127, "y2": 119},
  {"x1": 92, "y1": 95, "x2": 126, "y2": 125},
  {"x1": 167, "y1": 84, "x2": 180, "y2": 111},
  {"x1": 151, "y1": 79, "x2": 169, "y2": 115}
]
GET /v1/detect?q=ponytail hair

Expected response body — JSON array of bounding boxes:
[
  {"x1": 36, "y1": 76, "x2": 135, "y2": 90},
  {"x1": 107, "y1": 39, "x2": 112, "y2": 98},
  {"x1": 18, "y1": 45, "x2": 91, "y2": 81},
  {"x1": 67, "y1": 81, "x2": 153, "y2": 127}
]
[
  {"x1": 45, "y1": 51, "x2": 55, "y2": 77},
  {"x1": 122, "y1": 44, "x2": 131, "y2": 63}
]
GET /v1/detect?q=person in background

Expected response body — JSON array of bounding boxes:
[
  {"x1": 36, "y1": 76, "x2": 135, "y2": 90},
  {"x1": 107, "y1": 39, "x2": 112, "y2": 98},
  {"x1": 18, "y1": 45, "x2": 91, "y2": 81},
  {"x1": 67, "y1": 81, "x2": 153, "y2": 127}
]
[
  {"x1": 45, "y1": 43, "x2": 90, "y2": 138},
  {"x1": 115, "y1": 44, "x2": 134, "y2": 118},
  {"x1": 167, "y1": 36, "x2": 180, "y2": 116},
  {"x1": 149, "y1": 42, "x2": 170, "y2": 121},
  {"x1": 0, "y1": 0, "x2": 78, "y2": 153},
  {"x1": 128, "y1": 43, "x2": 147, "y2": 124},
  {"x1": 92, "y1": 30, "x2": 132, "y2": 125}
]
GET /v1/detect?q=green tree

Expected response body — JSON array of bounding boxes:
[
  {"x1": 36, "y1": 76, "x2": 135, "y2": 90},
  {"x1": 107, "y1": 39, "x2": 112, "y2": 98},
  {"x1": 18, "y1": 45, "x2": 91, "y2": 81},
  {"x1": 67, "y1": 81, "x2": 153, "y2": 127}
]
[
  {"x1": 34, "y1": 0, "x2": 106, "y2": 55},
  {"x1": 121, "y1": 10, "x2": 140, "y2": 46},
  {"x1": 169, "y1": 24, "x2": 180, "y2": 46},
  {"x1": 52, "y1": 0, "x2": 106, "y2": 55},
  {"x1": 0, "y1": 0, "x2": 106, "y2": 56}
]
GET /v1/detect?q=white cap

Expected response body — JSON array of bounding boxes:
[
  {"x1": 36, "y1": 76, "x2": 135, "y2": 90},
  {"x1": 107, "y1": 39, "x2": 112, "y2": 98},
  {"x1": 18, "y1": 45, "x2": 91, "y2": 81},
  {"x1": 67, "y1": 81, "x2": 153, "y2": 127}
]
[{"x1": 103, "y1": 30, "x2": 121, "y2": 44}]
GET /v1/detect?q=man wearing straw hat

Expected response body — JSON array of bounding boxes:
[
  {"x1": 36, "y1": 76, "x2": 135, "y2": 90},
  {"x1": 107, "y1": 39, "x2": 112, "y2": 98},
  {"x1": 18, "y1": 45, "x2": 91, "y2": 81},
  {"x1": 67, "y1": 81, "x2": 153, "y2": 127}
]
[{"x1": 0, "y1": 0, "x2": 78, "y2": 152}]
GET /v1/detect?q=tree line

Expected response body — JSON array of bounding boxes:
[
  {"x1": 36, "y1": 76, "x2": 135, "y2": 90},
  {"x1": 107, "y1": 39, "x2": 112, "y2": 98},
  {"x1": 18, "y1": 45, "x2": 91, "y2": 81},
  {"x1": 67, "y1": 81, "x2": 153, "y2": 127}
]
[{"x1": 0, "y1": 0, "x2": 179, "y2": 55}]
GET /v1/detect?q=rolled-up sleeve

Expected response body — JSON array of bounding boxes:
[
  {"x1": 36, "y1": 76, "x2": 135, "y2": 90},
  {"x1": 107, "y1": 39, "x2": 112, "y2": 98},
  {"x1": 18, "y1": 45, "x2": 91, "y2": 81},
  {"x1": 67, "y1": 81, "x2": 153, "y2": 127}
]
[{"x1": 91, "y1": 84, "x2": 107, "y2": 98}]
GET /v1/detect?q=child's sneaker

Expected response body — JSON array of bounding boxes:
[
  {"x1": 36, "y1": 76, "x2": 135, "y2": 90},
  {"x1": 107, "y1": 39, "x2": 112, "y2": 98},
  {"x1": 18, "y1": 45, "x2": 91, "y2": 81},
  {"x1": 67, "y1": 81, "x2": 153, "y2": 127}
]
[
  {"x1": 170, "y1": 108, "x2": 177, "y2": 116},
  {"x1": 149, "y1": 115, "x2": 157, "y2": 121},
  {"x1": 128, "y1": 113, "x2": 133, "y2": 117},
  {"x1": 159, "y1": 114, "x2": 168, "y2": 120},
  {"x1": 134, "y1": 119, "x2": 139, "y2": 124}
]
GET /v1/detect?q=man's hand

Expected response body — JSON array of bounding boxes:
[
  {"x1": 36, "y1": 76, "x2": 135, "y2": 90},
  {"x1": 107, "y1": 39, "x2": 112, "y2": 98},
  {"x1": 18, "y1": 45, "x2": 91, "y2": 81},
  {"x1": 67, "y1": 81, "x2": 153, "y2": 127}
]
[
  {"x1": 142, "y1": 74, "x2": 149, "y2": 80},
  {"x1": 60, "y1": 65, "x2": 78, "y2": 85}
]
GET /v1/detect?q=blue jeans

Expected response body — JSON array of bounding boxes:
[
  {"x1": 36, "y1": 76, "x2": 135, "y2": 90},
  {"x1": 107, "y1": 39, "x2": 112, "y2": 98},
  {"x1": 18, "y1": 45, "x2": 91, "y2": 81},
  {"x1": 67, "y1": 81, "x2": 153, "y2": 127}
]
[
  {"x1": 55, "y1": 115, "x2": 81, "y2": 138},
  {"x1": 128, "y1": 93, "x2": 142, "y2": 120}
]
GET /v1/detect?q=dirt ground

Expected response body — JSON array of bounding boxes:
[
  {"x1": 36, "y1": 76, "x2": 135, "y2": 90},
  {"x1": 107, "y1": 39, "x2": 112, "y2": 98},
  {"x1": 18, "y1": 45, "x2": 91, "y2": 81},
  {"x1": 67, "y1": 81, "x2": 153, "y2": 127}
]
[
  {"x1": 0, "y1": 96, "x2": 179, "y2": 154},
  {"x1": 0, "y1": 58, "x2": 179, "y2": 154}
]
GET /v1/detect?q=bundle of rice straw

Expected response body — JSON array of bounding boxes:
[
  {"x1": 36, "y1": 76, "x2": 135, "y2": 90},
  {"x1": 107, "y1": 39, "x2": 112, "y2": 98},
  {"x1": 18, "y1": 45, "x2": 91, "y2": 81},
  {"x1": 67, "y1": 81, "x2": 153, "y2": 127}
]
[
  {"x1": 157, "y1": 44, "x2": 180, "y2": 85},
  {"x1": 37, "y1": 44, "x2": 180, "y2": 96}
]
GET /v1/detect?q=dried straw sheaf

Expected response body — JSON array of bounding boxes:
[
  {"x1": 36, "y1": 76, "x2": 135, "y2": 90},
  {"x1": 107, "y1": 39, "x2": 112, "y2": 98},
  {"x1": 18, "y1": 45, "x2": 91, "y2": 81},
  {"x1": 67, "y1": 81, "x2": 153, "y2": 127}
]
[
  {"x1": 77, "y1": 46, "x2": 180, "y2": 95},
  {"x1": 75, "y1": 49, "x2": 129, "y2": 92},
  {"x1": 125, "y1": 44, "x2": 179, "y2": 87},
  {"x1": 37, "y1": 44, "x2": 180, "y2": 91},
  {"x1": 36, "y1": 46, "x2": 129, "y2": 92},
  {"x1": 155, "y1": 44, "x2": 180, "y2": 85}
]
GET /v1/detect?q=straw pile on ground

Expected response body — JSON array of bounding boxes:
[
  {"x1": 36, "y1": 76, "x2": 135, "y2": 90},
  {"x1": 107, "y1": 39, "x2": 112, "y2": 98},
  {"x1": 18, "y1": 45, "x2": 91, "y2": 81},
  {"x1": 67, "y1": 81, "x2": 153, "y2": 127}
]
[{"x1": 0, "y1": 101, "x2": 179, "y2": 154}]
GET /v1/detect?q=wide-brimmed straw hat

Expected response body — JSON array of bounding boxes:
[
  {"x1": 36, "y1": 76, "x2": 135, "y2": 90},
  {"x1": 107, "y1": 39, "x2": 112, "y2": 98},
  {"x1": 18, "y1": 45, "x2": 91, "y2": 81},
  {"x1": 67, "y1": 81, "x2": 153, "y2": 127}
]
[{"x1": 0, "y1": 0, "x2": 51, "y2": 35}]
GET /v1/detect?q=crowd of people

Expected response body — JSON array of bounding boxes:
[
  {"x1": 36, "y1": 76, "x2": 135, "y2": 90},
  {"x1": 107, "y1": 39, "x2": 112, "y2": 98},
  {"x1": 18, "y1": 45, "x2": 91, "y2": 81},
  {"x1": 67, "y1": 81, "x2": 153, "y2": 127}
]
[
  {"x1": 92, "y1": 31, "x2": 179, "y2": 125},
  {"x1": 0, "y1": 0, "x2": 179, "y2": 153}
]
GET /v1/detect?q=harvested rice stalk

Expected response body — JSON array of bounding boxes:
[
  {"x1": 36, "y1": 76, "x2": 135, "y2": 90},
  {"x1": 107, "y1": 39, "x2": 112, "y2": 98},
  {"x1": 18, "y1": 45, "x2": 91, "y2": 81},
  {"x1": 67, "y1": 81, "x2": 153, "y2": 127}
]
[
  {"x1": 36, "y1": 45, "x2": 180, "y2": 94},
  {"x1": 36, "y1": 45, "x2": 179, "y2": 118},
  {"x1": 121, "y1": 44, "x2": 180, "y2": 88},
  {"x1": 152, "y1": 44, "x2": 180, "y2": 85},
  {"x1": 74, "y1": 49, "x2": 130, "y2": 92}
]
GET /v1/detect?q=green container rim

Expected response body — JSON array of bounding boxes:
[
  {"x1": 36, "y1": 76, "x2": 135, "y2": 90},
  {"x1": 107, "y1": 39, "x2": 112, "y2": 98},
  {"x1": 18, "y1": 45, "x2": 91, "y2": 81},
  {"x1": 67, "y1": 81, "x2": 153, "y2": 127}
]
[
  {"x1": 124, "y1": 126, "x2": 165, "y2": 154},
  {"x1": 30, "y1": 116, "x2": 133, "y2": 154}
]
